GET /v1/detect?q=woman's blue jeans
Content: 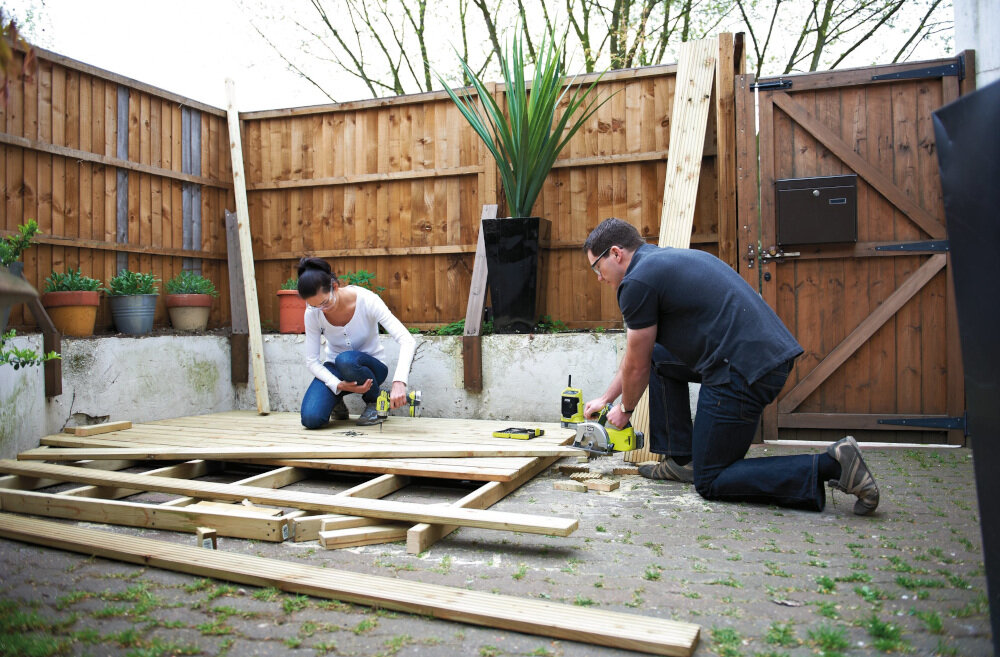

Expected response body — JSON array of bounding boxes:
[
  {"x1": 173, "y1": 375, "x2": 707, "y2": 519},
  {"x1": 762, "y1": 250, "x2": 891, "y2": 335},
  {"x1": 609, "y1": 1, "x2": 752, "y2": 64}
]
[
  {"x1": 647, "y1": 345, "x2": 824, "y2": 511},
  {"x1": 300, "y1": 351, "x2": 388, "y2": 429}
]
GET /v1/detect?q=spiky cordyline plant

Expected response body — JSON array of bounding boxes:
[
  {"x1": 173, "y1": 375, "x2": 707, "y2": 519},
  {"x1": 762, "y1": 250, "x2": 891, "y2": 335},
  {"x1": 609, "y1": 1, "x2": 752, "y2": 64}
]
[{"x1": 438, "y1": 28, "x2": 610, "y2": 218}]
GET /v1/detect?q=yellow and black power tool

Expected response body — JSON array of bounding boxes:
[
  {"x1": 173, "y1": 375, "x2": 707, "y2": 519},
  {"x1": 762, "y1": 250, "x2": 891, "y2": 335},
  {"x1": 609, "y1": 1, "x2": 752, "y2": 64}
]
[
  {"x1": 376, "y1": 389, "x2": 422, "y2": 422},
  {"x1": 571, "y1": 403, "x2": 645, "y2": 456},
  {"x1": 561, "y1": 375, "x2": 585, "y2": 427}
]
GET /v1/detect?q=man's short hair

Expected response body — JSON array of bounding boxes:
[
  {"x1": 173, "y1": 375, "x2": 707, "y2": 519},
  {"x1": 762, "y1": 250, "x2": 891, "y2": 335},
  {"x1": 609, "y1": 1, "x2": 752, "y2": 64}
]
[{"x1": 583, "y1": 217, "x2": 645, "y2": 256}]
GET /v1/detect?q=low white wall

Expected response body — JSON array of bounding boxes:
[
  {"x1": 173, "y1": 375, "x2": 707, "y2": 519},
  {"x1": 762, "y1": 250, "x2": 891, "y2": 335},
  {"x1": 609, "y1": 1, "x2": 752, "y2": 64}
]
[
  {"x1": 3, "y1": 332, "x2": 699, "y2": 458},
  {"x1": 955, "y1": 0, "x2": 1000, "y2": 86}
]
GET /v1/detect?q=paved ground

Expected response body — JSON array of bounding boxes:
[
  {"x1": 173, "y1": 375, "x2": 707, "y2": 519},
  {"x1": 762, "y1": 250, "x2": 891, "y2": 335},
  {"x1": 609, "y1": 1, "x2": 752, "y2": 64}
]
[{"x1": 0, "y1": 444, "x2": 991, "y2": 657}]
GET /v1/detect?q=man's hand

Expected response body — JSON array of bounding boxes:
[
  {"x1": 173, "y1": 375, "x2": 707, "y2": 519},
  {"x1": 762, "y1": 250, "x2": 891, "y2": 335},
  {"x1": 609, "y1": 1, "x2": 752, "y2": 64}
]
[
  {"x1": 583, "y1": 397, "x2": 609, "y2": 420},
  {"x1": 338, "y1": 379, "x2": 373, "y2": 394},
  {"x1": 389, "y1": 381, "x2": 407, "y2": 409},
  {"x1": 607, "y1": 404, "x2": 632, "y2": 429}
]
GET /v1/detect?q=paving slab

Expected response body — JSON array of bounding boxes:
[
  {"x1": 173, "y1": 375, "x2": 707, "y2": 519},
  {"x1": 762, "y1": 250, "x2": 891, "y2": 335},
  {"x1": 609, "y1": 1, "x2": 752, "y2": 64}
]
[{"x1": 0, "y1": 445, "x2": 990, "y2": 656}]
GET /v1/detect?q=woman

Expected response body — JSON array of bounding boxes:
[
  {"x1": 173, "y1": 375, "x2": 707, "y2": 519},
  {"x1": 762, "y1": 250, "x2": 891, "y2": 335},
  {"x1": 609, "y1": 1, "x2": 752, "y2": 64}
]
[{"x1": 296, "y1": 257, "x2": 416, "y2": 428}]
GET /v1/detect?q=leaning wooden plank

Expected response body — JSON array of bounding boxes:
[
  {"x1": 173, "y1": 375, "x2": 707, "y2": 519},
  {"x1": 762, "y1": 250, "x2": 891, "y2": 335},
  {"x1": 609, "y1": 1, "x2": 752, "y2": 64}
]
[
  {"x1": 0, "y1": 461, "x2": 578, "y2": 537},
  {"x1": 63, "y1": 421, "x2": 132, "y2": 436},
  {"x1": 629, "y1": 37, "x2": 717, "y2": 464},
  {"x1": 0, "y1": 514, "x2": 700, "y2": 657},
  {"x1": 318, "y1": 523, "x2": 408, "y2": 549},
  {"x1": 0, "y1": 489, "x2": 288, "y2": 541},
  {"x1": 225, "y1": 79, "x2": 269, "y2": 414},
  {"x1": 406, "y1": 455, "x2": 561, "y2": 554}
]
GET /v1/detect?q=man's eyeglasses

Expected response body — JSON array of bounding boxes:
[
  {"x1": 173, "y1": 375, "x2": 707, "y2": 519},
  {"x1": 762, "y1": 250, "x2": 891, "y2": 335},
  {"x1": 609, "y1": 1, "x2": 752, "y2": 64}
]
[{"x1": 590, "y1": 246, "x2": 611, "y2": 275}]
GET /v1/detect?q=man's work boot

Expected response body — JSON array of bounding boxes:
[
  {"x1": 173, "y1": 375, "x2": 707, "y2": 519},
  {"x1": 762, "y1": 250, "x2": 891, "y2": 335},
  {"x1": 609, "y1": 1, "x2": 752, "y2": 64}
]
[
  {"x1": 827, "y1": 436, "x2": 879, "y2": 515},
  {"x1": 638, "y1": 457, "x2": 694, "y2": 483},
  {"x1": 331, "y1": 398, "x2": 349, "y2": 421},
  {"x1": 356, "y1": 402, "x2": 381, "y2": 426}
]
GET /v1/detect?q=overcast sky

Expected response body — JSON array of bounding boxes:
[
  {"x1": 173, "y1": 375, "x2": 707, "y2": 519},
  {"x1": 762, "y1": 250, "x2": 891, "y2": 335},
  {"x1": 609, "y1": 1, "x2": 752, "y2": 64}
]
[{"x1": 5, "y1": 0, "x2": 332, "y2": 111}]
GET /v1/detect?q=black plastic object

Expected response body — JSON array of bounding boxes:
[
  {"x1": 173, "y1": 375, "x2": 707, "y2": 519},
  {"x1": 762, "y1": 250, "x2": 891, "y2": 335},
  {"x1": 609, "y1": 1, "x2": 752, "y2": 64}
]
[
  {"x1": 775, "y1": 174, "x2": 857, "y2": 245},
  {"x1": 482, "y1": 216, "x2": 550, "y2": 333},
  {"x1": 933, "y1": 78, "x2": 1000, "y2": 657}
]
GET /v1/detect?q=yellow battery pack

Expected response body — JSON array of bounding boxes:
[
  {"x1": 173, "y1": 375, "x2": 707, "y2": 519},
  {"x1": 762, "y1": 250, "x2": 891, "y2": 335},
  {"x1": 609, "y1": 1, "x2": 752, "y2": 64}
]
[{"x1": 492, "y1": 427, "x2": 545, "y2": 440}]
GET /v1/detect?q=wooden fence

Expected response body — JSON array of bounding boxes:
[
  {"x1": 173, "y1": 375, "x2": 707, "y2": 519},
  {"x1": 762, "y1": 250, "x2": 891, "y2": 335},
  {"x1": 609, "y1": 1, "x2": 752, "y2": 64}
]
[
  {"x1": 0, "y1": 46, "x2": 234, "y2": 332},
  {"x1": 2, "y1": 38, "x2": 739, "y2": 332}
]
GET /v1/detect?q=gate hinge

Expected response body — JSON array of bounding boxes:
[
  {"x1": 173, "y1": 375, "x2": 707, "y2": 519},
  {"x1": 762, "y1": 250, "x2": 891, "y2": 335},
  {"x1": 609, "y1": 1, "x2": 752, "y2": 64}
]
[
  {"x1": 750, "y1": 79, "x2": 792, "y2": 91},
  {"x1": 877, "y1": 413, "x2": 968, "y2": 436},
  {"x1": 872, "y1": 57, "x2": 964, "y2": 83},
  {"x1": 874, "y1": 240, "x2": 949, "y2": 253}
]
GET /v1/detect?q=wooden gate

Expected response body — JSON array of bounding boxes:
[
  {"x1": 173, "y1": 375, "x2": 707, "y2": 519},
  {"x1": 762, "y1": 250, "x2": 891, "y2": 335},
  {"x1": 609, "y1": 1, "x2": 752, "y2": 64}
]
[{"x1": 735, "y1": 54, "x2": 975, "y2": 445}]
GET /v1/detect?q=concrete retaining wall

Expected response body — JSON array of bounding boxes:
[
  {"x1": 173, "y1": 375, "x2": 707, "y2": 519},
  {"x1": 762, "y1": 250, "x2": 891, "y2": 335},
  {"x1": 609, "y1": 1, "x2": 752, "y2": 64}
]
[{"x1": 2, "y1": 332, "x2": 699, "y2": 458}]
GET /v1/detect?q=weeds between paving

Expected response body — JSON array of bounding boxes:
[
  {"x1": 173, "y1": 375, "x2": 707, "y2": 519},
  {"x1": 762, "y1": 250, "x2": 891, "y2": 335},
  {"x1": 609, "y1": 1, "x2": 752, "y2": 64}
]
[{"x1": 0, "y1": 445, "x2": 990, "y2": 657}]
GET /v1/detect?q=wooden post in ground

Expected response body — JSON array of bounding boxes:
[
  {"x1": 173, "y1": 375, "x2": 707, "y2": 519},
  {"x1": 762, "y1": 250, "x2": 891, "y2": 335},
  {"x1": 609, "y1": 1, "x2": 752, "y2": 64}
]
[
  {"x1": 462, "y1": 204, "x2": 498, "y2": 392},
  {"x1": 224, "y1": 80, "x2": 269, "y2": 414},
  {"x1": 626, "y1": 37, "x2": 718, "y2": 463},
  {"x1": 225, "y1": 209, "x2": 249, "y2": 385}
]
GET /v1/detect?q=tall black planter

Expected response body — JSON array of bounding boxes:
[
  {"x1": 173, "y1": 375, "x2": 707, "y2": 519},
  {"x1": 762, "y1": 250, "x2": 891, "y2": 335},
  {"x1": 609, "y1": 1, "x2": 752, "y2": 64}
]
[{"x1": 482, "y1": 217, "x2": 549, "y2": 334}]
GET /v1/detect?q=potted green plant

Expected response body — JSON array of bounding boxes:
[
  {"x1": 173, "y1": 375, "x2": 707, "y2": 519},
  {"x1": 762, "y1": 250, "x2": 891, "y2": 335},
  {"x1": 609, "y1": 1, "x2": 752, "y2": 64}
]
[
  {"x1": 0, "y1": 219, "x2": 40, "y2": 332},
  {"x1": 277, "y1": 277, "x2": 305, "y2": 334},
  {"x1": 41, "y1": 268, "x2": 102, "y2": 337},
  {"x1": 106, "y1": 269, "x2": 159, "y2": 335},
  {"x1": 438, "y1": 27, "x2": 608, "y2": 332},
  {"x1": 164, "y1": 270, "x2": 218, "y2": 331}
]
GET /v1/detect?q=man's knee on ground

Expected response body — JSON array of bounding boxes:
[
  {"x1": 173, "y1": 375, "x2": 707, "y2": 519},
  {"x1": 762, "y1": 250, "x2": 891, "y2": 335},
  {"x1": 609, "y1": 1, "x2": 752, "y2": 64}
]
[{"x1": 693, "y1": 470, "x2": 717, "y2": 500}]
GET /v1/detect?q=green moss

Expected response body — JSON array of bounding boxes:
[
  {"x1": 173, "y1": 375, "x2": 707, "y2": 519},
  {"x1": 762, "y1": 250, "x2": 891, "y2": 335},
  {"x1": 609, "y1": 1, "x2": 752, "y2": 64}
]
[{"x1": 182, "y1": 356, "x2": 220, "y2": 395}]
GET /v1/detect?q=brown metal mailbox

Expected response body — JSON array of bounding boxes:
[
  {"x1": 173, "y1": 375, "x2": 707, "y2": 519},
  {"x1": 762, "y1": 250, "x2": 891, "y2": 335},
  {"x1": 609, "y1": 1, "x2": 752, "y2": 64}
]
[{"x1": 775, "y1": 174, "x2": 858, "y2": 245}]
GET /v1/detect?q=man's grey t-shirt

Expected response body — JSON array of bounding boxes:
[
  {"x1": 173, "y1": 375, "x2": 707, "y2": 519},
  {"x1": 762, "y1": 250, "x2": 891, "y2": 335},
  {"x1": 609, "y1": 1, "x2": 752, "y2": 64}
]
[{"x1": 617, "y1": 244, "x2": 803, "y2": 385}]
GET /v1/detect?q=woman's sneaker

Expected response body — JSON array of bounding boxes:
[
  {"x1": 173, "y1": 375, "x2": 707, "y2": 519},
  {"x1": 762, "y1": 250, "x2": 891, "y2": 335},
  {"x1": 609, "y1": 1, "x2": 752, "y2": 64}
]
[
  {"x1": 356, "y1": 402, "x2": 380, "y2": 426},
  {"x1": 827, "y1": 436, "x2": 879, "y2": 515},
  {"x1": 331, "y1": 399, "x2": 349, "y2": 421}
]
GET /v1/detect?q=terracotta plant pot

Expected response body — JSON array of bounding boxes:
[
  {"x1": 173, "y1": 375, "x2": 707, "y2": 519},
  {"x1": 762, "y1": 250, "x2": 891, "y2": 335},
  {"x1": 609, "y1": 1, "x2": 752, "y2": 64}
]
[
  {"x1": 277, "y1": 289, "x2": 306, "y2": 334},
  {"x1": 165, "y1": 293, "x2": 212, "y2": 331},
  {"x1": 41, "y1": 290, "x2": 100, "y2": 337}
]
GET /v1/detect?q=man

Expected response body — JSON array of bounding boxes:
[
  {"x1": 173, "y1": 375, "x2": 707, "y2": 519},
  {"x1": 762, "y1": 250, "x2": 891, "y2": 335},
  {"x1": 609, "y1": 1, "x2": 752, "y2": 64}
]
[{"x1": 582, "y1": 218, "x2": 879, "y2": 514}]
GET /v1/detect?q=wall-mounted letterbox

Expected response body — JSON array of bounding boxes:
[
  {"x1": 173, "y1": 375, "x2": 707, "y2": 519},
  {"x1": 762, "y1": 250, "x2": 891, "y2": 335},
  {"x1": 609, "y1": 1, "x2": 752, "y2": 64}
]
[{"x1": 775, "y1": 174, "x2": 858, "y2": 245}]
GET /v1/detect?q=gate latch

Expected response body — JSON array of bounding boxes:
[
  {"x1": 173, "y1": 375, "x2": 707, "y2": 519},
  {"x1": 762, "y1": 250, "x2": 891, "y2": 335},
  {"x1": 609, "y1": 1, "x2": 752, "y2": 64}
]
[{"x1": 759, "y1": 245, "x2": 801, "y2": 264}]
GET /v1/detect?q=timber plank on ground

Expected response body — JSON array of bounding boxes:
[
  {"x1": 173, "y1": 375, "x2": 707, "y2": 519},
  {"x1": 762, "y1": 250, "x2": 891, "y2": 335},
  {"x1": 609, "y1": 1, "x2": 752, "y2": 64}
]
[
  {"x1": 18, "y1": 444, "x2": 580, "y2": 461},
  {"x1": 0, "y1": 460, "x2": 578, "y2": 537},
  {"x1": 0, "y1": 514, "x2": 700, "y2": 656}
]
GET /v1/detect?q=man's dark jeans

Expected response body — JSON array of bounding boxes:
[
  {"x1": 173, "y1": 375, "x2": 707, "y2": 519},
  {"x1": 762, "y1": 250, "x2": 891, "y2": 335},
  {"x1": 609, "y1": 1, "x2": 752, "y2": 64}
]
[
  {"x1": 647, "y1": 345, "x2": 824, "y2": 511},
  {"x1": 300, "y1": 351, "x2": 388, "y2": 429}
]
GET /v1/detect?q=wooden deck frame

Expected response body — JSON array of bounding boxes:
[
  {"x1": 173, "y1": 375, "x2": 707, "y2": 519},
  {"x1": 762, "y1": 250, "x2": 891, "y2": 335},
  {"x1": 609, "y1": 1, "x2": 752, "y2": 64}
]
[{"x1": 5, "y1": 413, "x2": 579, "y2": 553}]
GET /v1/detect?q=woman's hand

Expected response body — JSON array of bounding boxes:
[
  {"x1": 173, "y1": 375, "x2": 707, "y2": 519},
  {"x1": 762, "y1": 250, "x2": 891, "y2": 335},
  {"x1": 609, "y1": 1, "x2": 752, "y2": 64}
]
[
  {"x1": 583, "y1": 397, "x2": 609, "y2": 420},
  {"x1": 338, "y1": 379, "x2": 373, "y2": 395},
  {"x1": 390, "y1": 381, "x2": 407, "y2": 409}
]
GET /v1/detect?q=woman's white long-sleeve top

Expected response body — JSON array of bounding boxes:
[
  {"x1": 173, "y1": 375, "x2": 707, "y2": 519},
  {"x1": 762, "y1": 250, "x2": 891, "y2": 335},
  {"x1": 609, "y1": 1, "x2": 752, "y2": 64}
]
[{"x1": 303, "y1": 286, "x2": 416, "y2": 393}]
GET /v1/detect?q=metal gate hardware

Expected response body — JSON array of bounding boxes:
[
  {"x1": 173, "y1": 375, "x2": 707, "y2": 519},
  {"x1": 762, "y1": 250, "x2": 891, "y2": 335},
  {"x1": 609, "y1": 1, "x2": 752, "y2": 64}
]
[
  {"x1": 758, "y1": 246, "x2": 801, "y2": 263},
  {"x1": 750, "y1": 79, "x2": 793, "y2": 91},
  {"x1": 746, "y1": 245, "x2": 803, "y2": 268},
  {"x1": 874, "y1": 240, "x2": 950, "y2": 253},
  {"x1": 872, "y1": 59, "x2": 963, "y2": 82},
  {"x1": 877, "y1": 413, "x2": 968, "y2": 436}
]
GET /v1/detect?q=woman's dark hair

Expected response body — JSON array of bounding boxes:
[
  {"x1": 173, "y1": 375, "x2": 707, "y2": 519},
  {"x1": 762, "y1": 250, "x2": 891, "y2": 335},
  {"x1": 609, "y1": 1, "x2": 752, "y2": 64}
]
[{"x1": 296, "y1": 257, "x2": 336, "y2": 298}]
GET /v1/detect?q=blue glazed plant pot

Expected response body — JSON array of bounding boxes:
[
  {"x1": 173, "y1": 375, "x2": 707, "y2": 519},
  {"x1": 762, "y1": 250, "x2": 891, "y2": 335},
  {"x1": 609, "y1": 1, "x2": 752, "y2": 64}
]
[{"x1": 109, "y1": 294, "x2": 158, "y2": 335}]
